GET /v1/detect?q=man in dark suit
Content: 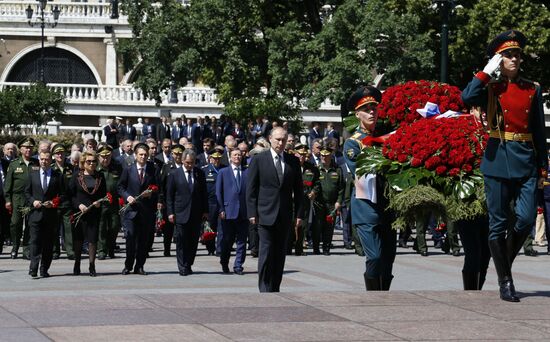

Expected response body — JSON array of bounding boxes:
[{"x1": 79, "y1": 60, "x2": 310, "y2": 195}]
[
  {"x1": 231, "y1": 122, "x2": 245, "y2": 143},
  {"x1": 246, "y1": 127, "x2": 304, "y2": 292},
  {"x1": 121, "y1": 119, "x2": 137, "y2": 141},
  {"x1": 117, "y1": 143, "x2": 160, "y2": 275},
  {"x1": 166, "y1": 149, "x2": 208, "y2": 276},
  {"x1": 197, "y1": 138, "x2": 214, "y2": 167},
  {"x1": 191, "y1": 117, "x2": 212, "y2": 153},
  {"x1": 216, "y1": 149, "x2": 248, "y2": 274},
  {"x1": 156, "y1": 116, "x2": 171, "y2": 144},
  {"x1": 24, "y1": 150, "x2": 64, "y2": 278},
  {"x1": 103, "y1": 118, "x2": 120, "y2": 149},
  {"x1": 171, "y1": 117, "x2": 184, "y2": 143},
  {"x1": 308, "y1": 122, "x2": 322, "y2": 146},
  {"x1": 155, "y1": 138, "x2": 173, "y2": 166},
  {"x1": 141, "y1": 118, "x2": 156, "y2": 142}
]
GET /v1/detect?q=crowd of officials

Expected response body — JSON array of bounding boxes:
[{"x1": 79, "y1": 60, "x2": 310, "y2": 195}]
[{"x1": 0, "y1": 114, "x2": 356, "y2": 290}]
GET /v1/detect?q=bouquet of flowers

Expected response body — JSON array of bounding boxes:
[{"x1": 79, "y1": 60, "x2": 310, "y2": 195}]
[
  {"x1": 19, "y1": 195, "x2": 61, "y2": 218},
  {"x1": 200, "y1": 220, "x2": 216, "y2": 245},
  {"x1": 325, "y1": 208, "x2": 337, "y2": 225},
  {"x1": 119, "y1": 185, "x2": 159, "y2": 215},
  {"x1": 155, "y1": 209, "x2": 166, "y2": 234},
  {"x1": 72, "y1": 192, "x2": 113, "y2": 227}
]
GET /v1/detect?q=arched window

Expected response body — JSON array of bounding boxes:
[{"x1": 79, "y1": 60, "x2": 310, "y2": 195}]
[{"x1": 7, "y1": 47, "x2": 97, "y2": 84}]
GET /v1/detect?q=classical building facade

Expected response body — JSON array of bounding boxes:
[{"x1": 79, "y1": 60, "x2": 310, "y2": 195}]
[{"x1": 0, "y1": 0, "x2": 341, "y2": 132}]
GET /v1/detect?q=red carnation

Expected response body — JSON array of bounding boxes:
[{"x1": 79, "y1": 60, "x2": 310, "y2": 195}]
[
  {"x1": 448, "y1": 168, "x2": 460, "y2": 177},
  {"x1": 51, "y1": 196, "x2": 61, "y2": 209},
  {"x1": 106, "y1": 192, "x2": 113, "y2": 204},
  {"x1": 537, "y1": 207, "x2": 544, "y2": 215},
  {"x1": 148, "y1": 185, "x2": 159, "y2": 192},
  {"x1": 118, "y1": 197, "x2": 124, "y2": 206},
  {"x1": 303, "y1": 180, "x2": 313, "y2": 187},
  {"x1": 326, "y1": 215, "x2": 334, "y2": 225},
  {"x1": 435, "y1": 165, "x2": 447, "y2": 175}
]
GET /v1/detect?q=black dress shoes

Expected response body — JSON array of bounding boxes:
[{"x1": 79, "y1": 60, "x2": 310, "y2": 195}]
[
  {"x1": 73, "y1": 264, "x2": 81, "y2": 276},
  {"x1": 29, "y1": 270, "x2": 38, "y2": 278},
  {"x1": 122, "y1": 268, "x2": 130, "y2": 275},
  {"x1": 164, "y1": 250, "x2": 171, "y2": 257},
  {"x1": 222, "y1": 264, "x2": 230, "y2": 274},
  {"x1": 524, "y1": 249, "x2": 538, "y2": 257},
  {"x1": 452, "y1": 250, "x2": 461, "y2": 257},
  {"x1": 40, "y1": 271, "x2": 50, "y2": 278},
  {"x1": 181, "y1": 268, "x2": 192, "y2": 276},
  {"x1": 234, "y1": 269, "x2": 244, "y2": 275},
  {"x1": 420, "y1": 251, "x2": 428, "y2": 256},
  {"x1": 134, "y1": 267, "x2": 147, "y2": 275},
  {"x1": 89, "y1": 265, "x2": 97, "y2": 277}
]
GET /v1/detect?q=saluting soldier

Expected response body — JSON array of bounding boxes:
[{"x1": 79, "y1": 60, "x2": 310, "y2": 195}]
[
  {"x1": 51, "y1": 144, "x2": 75, "y2": 259},
  {"x1": 290, "y1": 143, "x2": 320, "y2": 256},
  {"x1": 96, "y1": 144, "x2": 123, "y2": 260},
  {"x1": 201, "y1": 148, "x2": 225, "y2": 255},
  {"x1": 462, "y1": 30, "x2": 547, "y2": 302},
  {"x1": 4, "y1": 137, "x2": 39, "y2": 259},
  {"x1": 343, "y1": 86, "x2": 397, "y2": 291},
  {"x1": 158, "y1": 144, "x2": 185, "y2": 256},
  {"x1": 317, "y1": 143, "x2": 344, "y2": 255}
]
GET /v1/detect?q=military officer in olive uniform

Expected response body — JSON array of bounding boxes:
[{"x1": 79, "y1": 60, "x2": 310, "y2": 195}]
[
  {"x1": 4, "y1": 137, "x2": 39, "y2": 259},
  {"x1": 201, "y1": 149, "x2": 225, "y2": 255},
  {"x1": 290, "y1": 143, "x2": 320, "y2": 255},
  {"x1": 462, "y1": 30, "x2": 547, "y2": 302},
  {"x1": 343, "y1": 86, "x2": 396, "y2": 291},
  {"x1": 96, "y1": 144, "x2": 123, "y2": 260},
  {"x1": 51, "y1": 144, "x2": 75, "y2": 259},
  {"x1": 317, "y1": 143, "x2": 344, "y2": 255},
  {"x1": 158, "y1": 144, "x2": 185, "y2": 256}
]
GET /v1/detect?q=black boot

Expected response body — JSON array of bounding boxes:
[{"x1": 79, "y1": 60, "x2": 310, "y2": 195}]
[
  {"x1": 364, "y1": 273, "x2": 381, "y2": 291},
  {"x1": 380, "y1": 275, "x2": 393, "y2": 291},
  {"x1": 489, "y1": 238, "x2": 519, "y2": 302},
  {"x1": 506, "y1": 229, "x2": 529, "y2": 266},
  {"x1": 478, "y1": 270, "x2": 487, "y2": 290},
  {"x1": 462, "y1": 271, "x2": 480, "y2": 291},
  {"x1": 499, "y1": 276, "x2": 519, "y2": 302}
]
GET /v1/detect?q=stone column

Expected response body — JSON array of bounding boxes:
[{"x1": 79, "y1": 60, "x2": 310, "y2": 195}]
[{"x1": 104, "y1": 38, "x2": 117, "y2": 86}]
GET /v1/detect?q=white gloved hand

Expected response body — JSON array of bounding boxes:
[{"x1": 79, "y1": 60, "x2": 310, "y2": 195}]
[{"x1": 483, "y1": 54, "x2": 502, "y2": 77}]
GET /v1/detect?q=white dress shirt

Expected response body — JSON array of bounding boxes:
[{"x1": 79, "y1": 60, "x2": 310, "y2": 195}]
[{"x1": 270, "y1": 148, "x2": 285, "y2": 174}]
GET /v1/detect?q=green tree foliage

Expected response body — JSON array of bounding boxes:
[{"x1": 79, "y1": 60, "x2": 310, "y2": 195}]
[{"x1": 0, "y1": 83, "x2": 66, "y2": 129}]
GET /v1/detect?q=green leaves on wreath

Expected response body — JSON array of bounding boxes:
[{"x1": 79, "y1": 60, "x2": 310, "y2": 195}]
[
  {"x1": 355, "y1": 146, "x2": 391, "y2": 176},
  {"x1": 343, "y1": 115, "x2": 359, "y2": 134}
]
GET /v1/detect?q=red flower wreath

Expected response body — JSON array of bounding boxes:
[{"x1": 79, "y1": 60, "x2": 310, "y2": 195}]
[{"x1": 377, "y1": 80, "x2": 466, "y2": 128}]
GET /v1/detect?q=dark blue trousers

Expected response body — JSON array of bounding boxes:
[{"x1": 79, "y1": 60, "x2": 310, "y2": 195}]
[
  {"x1": 484, "y1": 176, "x2": 537, "y2": 240},
  {"x1": 123, "y1": 211, "x2": 153, "y2": 270},
  {"x1": 220, "y1": 218, "x2": 248, "y2": 271},
  {"x1": 355, "y1": 200, "x2": 396, "y2": 279}
]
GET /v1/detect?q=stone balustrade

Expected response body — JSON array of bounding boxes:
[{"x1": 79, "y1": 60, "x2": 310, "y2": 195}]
[{"x1": 0, "y1": 0, "x2": 120, "y2": 20}]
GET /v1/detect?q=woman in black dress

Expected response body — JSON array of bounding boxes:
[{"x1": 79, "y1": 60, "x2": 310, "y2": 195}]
[{"x1": 69, "y1": 151, "x2": 106, "y2": 276}]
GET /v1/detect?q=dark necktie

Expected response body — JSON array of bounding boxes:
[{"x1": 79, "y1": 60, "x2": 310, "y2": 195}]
[
  {"x1": 42, "y1": 170, "x2": 48, "y2": 193},
  {"x1": 235, "y1": 167, "x2": 241, "y2": 192},
  {"x1": 275, "y1": 155, "x2": 283, "y2": 184},
  {"x1": 138, "y1": 167, "x2": 144, "y2": 184},
  {"x1": 187, "y1": 170, "x2": 193, "y2": 192}
]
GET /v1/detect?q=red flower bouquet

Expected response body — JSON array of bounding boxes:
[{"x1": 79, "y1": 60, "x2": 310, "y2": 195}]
[
  {"x1": 378, "y1": 80, "x2": 465, "y2": 128},
  {"x1": 200, "y1": 221, "x2": 216, "y2": 244},
  {"x1": 51, "y1": 196, "x2": 61, "y2": 208},
  {"x1": 382, "y1": 115, "x2": 487, "y2": 177}
]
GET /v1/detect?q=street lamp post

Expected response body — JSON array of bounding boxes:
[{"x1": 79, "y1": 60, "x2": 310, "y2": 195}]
[
  {"x1": 26, "y1": 0, "x2": 61, "y2": 84},
  {"x1": 433, "y1": 0, "x2": 455, "y2": 83}
]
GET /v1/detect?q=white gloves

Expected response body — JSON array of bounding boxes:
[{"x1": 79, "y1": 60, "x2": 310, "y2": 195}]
[{"x1": 483, "y1": 54, "x2": 502, "y2": 77}]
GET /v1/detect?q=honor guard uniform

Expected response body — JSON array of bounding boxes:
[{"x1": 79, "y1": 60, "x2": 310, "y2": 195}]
[
  {"x1": 290, "y1": 143, "x2": 320, "y2": 255},
  {"x1": 317, "y1": 143, "x2": 344, "y2": 255},
  {"x1": 158, "y1": 144, "x2": 185, "y2": 256},
  {"x1": 462, "y1": 30, "x2": 547, "y2": 302},
  {"x1": 4, "y1": 137, "x2": 39, "y2": 259},
  {"x1": 343, "y1": 86, "x2": 396, "y2": 291},
  {"x1": 51, "y1": 145, "x2": 75, "y2": 259},
  {"x1": 96, "y1": 144, "x2": 123, "y2": 260},
  {"x1": 202, "y1": 149, "x2": 224, "y2": 255}
]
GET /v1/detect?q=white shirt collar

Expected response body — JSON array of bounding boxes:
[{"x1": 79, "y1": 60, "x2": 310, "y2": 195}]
[{"x1": 270, "y1": 148, "x2": 283, "y2": 160}]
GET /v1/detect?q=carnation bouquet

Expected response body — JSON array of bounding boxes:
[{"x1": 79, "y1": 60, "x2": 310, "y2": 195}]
[
  {"x1": 20, "y1": 195, "x2": 61, "y2": 218},
  {"x1": 200, "y1": 221, "x2": 216, "y2": 244},
  {"x1": 119, "y1": 185, "x2": 159, "y2": 215},
  {"x1": 72, "y1": 192, "x2": 113, "y2": 227}
]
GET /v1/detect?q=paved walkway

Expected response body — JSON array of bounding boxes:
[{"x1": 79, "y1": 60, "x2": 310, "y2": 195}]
[{"x1": 1, "y1": 234, "x2": 549, "y2": 341}]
